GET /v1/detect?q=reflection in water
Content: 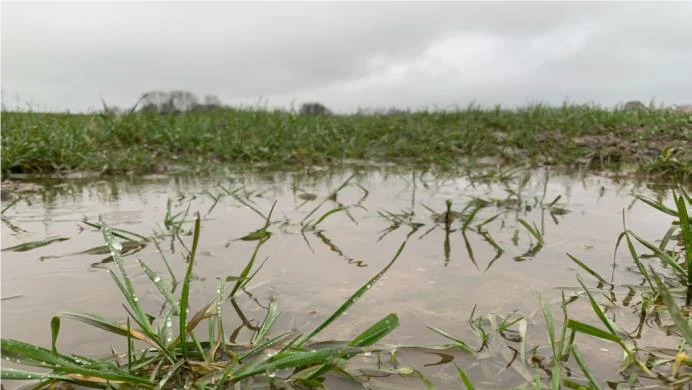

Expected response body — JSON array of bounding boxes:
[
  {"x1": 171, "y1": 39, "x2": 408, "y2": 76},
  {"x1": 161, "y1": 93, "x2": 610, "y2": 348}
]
[{"x1": 0, "y1": 166, "x2": 681, "y2": 388}]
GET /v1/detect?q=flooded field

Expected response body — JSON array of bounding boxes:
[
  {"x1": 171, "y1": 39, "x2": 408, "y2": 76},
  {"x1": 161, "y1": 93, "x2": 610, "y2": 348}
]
[{"x1": 0, "y1": 167, "x2": 686, "y2": 389}]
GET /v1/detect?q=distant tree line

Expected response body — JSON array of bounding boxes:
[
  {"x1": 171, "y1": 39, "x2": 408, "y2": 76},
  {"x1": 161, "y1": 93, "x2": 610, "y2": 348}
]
[
  {"x1": 134, "y1": 90, "x2": 224, "y2": 114},
  {"x1": 297, "y1": 102, "x2": 331, "y2": 116},
  {"x1": 111, "y1": 90, "x2": 336, "y2": 117}
]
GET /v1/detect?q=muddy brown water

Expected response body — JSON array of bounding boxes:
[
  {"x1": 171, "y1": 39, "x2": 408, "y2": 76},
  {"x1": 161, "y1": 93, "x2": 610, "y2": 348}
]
[{"x1": 0, "y1": 167, "x2": 682, "y2": 389}]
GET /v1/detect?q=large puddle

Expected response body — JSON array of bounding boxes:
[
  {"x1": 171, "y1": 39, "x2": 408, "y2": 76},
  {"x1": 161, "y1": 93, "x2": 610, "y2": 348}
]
[{"x1": 0, "y1": 167, "x2": 681, "y2": 389}]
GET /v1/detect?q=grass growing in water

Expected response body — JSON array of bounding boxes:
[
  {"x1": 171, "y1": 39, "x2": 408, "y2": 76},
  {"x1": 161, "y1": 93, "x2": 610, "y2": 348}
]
[
  {"x1": 2, "y1": 171, "x2": 691, "y2": 389},
  {"x1": 1, "y1": 210, "x2": 408, "y2": 389}
]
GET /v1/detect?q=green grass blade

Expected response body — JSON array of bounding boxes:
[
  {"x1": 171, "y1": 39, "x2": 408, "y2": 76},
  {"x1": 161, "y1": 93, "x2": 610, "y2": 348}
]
[
  {"x1": 83, "y1": 219, "x2": 149, "y2": 242},
  {"x1": 50, "y1": 316, "x2": 60, "y2": 353},
  {"x1": 101, "y1": 219, "x2": 155, "y2": 335},
  {"x1": 230, "y1": 346, "x2": 363, "y2": 382},
  {"x1": 519, "y1": 218, "x2": 544, "y2": 244},
  {"x1": 296, "y1": 241, "x2": 407, "y2": 347},
  {"x1": 426, "y1": 326, "x2": 474, "y2": 354},
  {"x1": 1, "y1": 338, "x2": 73, "y2": 369},
  {"x1": 1, "y1": 367, "x2": 62, "y2": 381},
  {"x1": 221, "y1": 186, "x2": 266, "y2": 220},
  {"x1": 253, "y1": 300, "x2": 280, "y2": 344},
  {"x1": 557, "y1": 292, "x2": 569, "y2": 360},
  {"x1": 571, "y1": 345, "x2": 602, "y2": 390},
  {"x1": 674, "y1": 193, "x2": 692, "y2": 304},
  {"x1": 0, "y1": 339, "x2": 153, "y2": 387},
  {"x1": 348, "y1": 313, "x2": 400, "y2": 347},
  {"x1": 623, "y1": 230, "x2": 655, "y2": 290},
  {"x1": 476, "y1": 212, "x2": 502, "y2": 231},
  {"x1": 304, "y1": 313, "x2": 401, "y2": 381},
  {"x1": 461, "y1": 204, "x2": 483, "y2": 232},
  {"x1": 551, "y1": 364, "x2": 560, "y2": 390},
  {"x1": 301, "y1": 174, "x2": 355, "y2": 224},
  {"x1": 229, "y1": 202, "x2": 275, "y2": 297},
  {"x1": 229, "y1": 238, "x2": 265, "y2": 298},
  {"x1": 1, "y1": 236, "x2": 69, "y2": 252},
  {"x1": 237, "y1": 332, "x2": 294, "y2": 361},
  {"x1": 659, "y1": 225, "x2": 678, "y2": 251},
  {"x1": 567, "y1": 253, "x2": 611, "y2": 286},
  {"x1": 306, "y1": 206, "x2": 347, "y2": 229},
  {"x1": 1, "y1": 196, "x2": 23, "y2": 215},
  {"x1": 137, "y1": 259, "x2": 179, "y2": 314},
  {"x1": 179, "y1": 212, "x2": 201, "y2": 359},
  {"x1": 412, "y1": 368, "x2": 437, "y2": 390},
  {"x1": 635, "y1": 195, "x2": 678, "y2": 217},
  {"x1": 650, "y1": 266, "x2": 692, "y2": 345},
  {"x1": 576, "y1": 276, "x2": 619, "y2": 337},
  {"x1": 157, "y1": 359, "x2": 185, "y2": 389},
  {"x1": 628, "y1": 231, "x2": 685, "y2": 276},
  {"x1": 152, "y1": 238, "x2": 177, "y2": 286},
  {"x1": 454, "y1": 363, "x2": 475, "y2": 390},
  {"x1": 51, "y1": 311, "x2": 162, "y2": 346},
  {"x1": 518, "y1": 318, "x2": 528, "y2": 365},
  {"x1": 538, "y1": 293, "x2": 558, "y2": 360}
]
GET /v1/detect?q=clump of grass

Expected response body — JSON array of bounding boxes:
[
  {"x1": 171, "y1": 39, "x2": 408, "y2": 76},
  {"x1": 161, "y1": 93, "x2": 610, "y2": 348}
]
[
  {"x1": 2, "y1": 103, "x2": 690, "y2": 180},
  {"x1": 1, "y1": 211, "x2": 407, "y2": 389},
  {"x1": 565, "y1": 187, "x2": 692, "y2": 385},
  {"x1": 376, "y1": 171, "x2": 570, "y2": 268},
  {"x1": 421, "y1": 186, "x2": 691, "y2": 388}
]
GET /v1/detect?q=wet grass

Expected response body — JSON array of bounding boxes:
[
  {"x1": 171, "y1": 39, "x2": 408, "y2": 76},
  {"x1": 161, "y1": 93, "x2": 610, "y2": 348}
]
[
  {"x1": 2, "y1": 212, "x2": 408, "y2": 389},
  {"x1": 2, "y1": 169, "x2": 691, "y2": 389},
  {"x1": 2, "y1": 103, "x2": 691, "y2": 181},
  {"x1": 424, "y1": 185, "x2": 691, "y2": 388}
]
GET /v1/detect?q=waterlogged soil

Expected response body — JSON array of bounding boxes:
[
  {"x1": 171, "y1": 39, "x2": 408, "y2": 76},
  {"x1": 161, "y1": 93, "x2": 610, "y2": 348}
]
[{"x1": 0, "y1": 167, "x2": 682, "y2": 389}]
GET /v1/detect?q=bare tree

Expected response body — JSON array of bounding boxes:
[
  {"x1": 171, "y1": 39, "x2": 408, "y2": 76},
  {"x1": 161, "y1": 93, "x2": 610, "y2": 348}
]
[
  {"x1": 188, "y1": 94, "x2": 224, "y2": 112},
  {"x1": 299, "y1": 102, "x2": 332, "y2": 116},
  {"x1": 137, "y1": 90, "x2": 201, "y2": 114},
  {"x1": 204, "y1": 95, "x2": 222, "y2": 106},
  {"x1": 623, "y1": 100, "x2": 646, "y2": 111}
]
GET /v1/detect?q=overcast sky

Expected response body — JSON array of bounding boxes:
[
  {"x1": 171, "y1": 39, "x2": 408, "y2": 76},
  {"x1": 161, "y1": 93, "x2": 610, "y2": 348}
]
[{"x1": 2, "y1": 1, "x2": 692, "y2": 113}]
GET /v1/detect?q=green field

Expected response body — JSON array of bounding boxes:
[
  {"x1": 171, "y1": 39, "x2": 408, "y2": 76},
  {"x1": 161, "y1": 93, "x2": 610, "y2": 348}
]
[{"x1": 2, "y1": 104, "x2": 690, "y2": 181}]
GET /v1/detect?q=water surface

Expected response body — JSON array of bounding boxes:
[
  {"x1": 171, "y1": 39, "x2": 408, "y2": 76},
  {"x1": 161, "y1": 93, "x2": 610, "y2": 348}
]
[{"x1": 0, "y1": 167, "x2": 679, "y2": 388}]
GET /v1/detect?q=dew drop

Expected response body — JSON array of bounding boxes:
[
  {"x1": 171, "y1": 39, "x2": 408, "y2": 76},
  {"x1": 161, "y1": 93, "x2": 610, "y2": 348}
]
[
  {"x1": 112, "y1": 241, "x2": 123, "y2": 251},
  {"x1": 153, "y1": 276, "x2": 161, "y2": 283}
]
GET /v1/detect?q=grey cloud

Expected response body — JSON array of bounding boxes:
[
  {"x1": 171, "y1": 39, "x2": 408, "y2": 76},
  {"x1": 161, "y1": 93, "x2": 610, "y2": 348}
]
[{"x1": 2, "y1": 2, "x2": 691, "y2": 112}]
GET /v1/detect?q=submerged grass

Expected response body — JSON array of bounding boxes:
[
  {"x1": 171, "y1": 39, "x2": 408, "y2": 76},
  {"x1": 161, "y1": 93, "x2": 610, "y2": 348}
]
[{"x1": 2, "y1": 103, "x2": 691, "y2": 180}]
